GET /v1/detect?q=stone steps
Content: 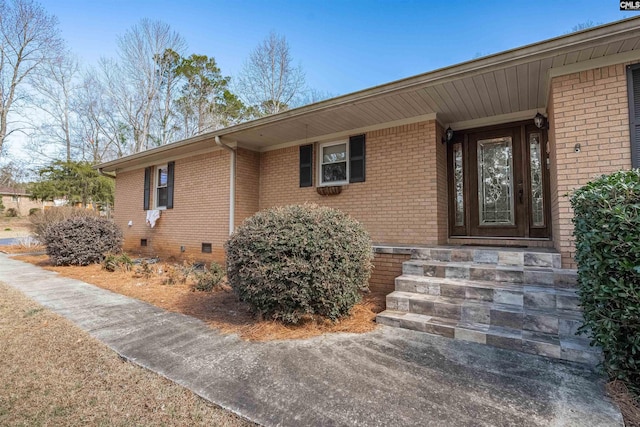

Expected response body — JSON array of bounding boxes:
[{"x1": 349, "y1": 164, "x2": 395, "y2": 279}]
[
  {"x1": 376, "y1": 310, "x2": 600, "y2": 365},
  {"x1": 394, "y1": 275, "x2": 580, "y2": 310},
  {"x1": 375, "y1": 246, "x2": 598, "y2": 365},
  {"x1": 385, "y1": 290, "x2": 582, "y2": 337},
  {"x1": 402, "y1": 260, "x2": 577, "y2": 288},
  {"x1": 410, "y1": 246, "x2": 561, "y2": 268}
]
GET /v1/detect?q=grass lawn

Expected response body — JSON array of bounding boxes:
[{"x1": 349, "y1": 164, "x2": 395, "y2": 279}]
[{"x1": 0, "y1": 282, "x2": 253, "y2": 426}]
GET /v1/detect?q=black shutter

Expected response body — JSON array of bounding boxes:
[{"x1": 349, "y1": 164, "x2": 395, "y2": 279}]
[
  {"x1": 299, "y1": 145, "x2": 313, "y2": 187},
  {"x1": 166, "y1": 161, "x2": 175, "y2": 209},
  {"x1": 349, "y1": 134, "x2": 366, "y2": 183},
  {"x1": 143, "y1": 167, "x2": 151, "y2": 210},
  {"x1": 627, "y1": 64, "x2": 640, "y2": 168}
]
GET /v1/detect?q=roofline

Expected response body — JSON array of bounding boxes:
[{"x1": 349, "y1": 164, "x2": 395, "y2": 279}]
[
  {"x1": 96, "y1": 132, "x2": 216, "y2": 171},
  {"x1": 211, "y1": 16, "x2": 640, "y2": 134},
  {"x1": 97, "y1": 16, "x2": 640, "y2": 171}
]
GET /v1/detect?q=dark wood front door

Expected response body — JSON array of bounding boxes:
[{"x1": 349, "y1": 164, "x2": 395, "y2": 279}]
[{"x1": 448, "y1": 122, "x2": 550, "y2": 239}]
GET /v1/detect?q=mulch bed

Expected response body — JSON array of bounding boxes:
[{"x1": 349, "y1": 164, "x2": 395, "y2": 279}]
[{"x1": 11, "y1": 254, "x2": 384, "y2": 341}]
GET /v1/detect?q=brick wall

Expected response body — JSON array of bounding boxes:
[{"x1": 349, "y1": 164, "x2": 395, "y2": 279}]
[
  {"x1": 235, "y1": 148, "x2": 261, "y2": 227},
  {"x1": 258, "y1": 120, "x2": 447, "y2": 245},
  {"x1": 369, "y1": 253, "x2": 410, "y2": 294},
  {"x1": 549, "y1": 63, "x2": 633, "y2": 267},
  {"x1": 114, "y1": 149, "x2": 230, "y2": 263}
]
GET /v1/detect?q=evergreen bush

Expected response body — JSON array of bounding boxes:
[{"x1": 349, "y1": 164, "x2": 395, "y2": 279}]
[
  {"x1": 225, "y1": 204, "x2": 373, "y2": 324},
  {"x1": 44, "y1": 216, "x2": 122, "y2": 266},
  {"x1": 571, "y1": 169, "x2": 640, "y2": 392}
]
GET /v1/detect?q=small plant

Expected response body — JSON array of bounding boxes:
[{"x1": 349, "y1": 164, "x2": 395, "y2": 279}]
[
  {"x1": 43, "y1": 216, "x2": 122, "y2": 266},
  {"x1": 5, "y1": 208, "x2": 18, "y2": 217},
  {"x1": 225, "y1": 204, "x2": 373, "y2": 324},
  {"x1": 28, "y1": 208, "x2": 40, "y2": 216},
  {"x1": 102, "y1": 253, "x2": 133, "y2": 272},
  {"x1": 4, "y1": 227, "x2": 10, "y2": 231},
  {"x1": 192, "y1": 262, "x2": 225, "y2": 292},
  {"x1": 15, "y1": 235, "x2": 42, "y2": 251},
  {"x1": 134, "y1": 260, "x2": 154, "y2": 279}
]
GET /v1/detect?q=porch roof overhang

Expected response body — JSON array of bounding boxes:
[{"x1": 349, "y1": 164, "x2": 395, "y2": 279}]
[{"x1": 99, "y1": 17, "x2": 640, "y2": 173}]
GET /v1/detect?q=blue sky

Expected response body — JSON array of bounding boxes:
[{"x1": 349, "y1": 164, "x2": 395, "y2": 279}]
[{"x1": 39, "y1": 0, "x2": 638, "y2": 97}]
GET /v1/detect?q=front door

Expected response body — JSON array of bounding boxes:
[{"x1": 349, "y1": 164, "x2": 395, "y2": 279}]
[{"x1": 448, "y1": 123, "x2": 550, "y2": 238}]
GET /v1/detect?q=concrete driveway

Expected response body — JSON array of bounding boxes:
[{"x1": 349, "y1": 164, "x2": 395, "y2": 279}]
[{"x1": 0, "y1": 254, "x2": 622, "y2": 426}]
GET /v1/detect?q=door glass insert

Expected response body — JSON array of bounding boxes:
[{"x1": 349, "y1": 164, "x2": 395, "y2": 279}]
[
  {"x1": 453, "y1": 142, "x2": 464, "y2": 226},
  {"x1": 529, "y1": 133, "x2": 544, "y2": 226},
  {"x1": 477, "y1": 137, "x2": 514, "y2": 225}
]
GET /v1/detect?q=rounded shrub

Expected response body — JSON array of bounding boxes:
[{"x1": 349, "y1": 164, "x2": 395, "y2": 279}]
[
  {"x1": 225, "y1": 204, "x2": 373, "y2": 324},
  {"x1": 30, "y1": 206, "x2": 98, "y2": 241},
  {"x1": 44, "y1": 216, "x2": 123, "y2": 266},
  {"x1": 571, "y1": 169, "x2": 640, "y2": 390}
]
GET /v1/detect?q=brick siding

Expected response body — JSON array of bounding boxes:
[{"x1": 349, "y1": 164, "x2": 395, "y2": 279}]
[
  {"x1": 114, "y1": 149, "x2": 230, "y2": 263},
  {"x1": 258, "y1": 120, "x2": 448, "y2": 246},
  {"x1": 369, "y1": 253, "x2": 410, "y2": 294},
  {"x1": 549, "y1": 63, "x2": 633, "y2": 267}
]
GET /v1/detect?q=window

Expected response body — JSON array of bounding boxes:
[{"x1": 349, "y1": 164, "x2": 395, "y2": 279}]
[
  {"x1": 201, "y1": 243, "x2": 212, "y2": 253},
  {"x1": 299, "y1": 135, "x2": 366, "y2": 188},
  {"x1": 156, "y1": 165, "x2": 168, "y2": 208},
  {"x1": 319, "y1": 141, "x2": 348, "y2": 186},
  {"x1": 144, "y1": 161, "x2": 174, "y2": 210}
]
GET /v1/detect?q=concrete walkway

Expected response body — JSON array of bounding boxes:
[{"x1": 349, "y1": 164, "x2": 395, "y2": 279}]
[{"x1": 0, "y1": 254, "x2": 622, "y2": 427}]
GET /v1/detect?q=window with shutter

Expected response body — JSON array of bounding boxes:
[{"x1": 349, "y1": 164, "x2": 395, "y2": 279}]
[
  {"x1": 627, "y1": 63, "x2": 640, "y2": 168},
  {"x1": 147, "y1": 162, "x2": 175, "y2": 210}
]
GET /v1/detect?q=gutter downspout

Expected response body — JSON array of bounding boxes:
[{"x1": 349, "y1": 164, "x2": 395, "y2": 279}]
[{"x1": 215, "y1": 136, "x2": 236, "y2": 236}]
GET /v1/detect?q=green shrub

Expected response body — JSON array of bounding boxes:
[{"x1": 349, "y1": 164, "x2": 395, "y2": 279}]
[
  {"x1": 5, "y1": 207, "x2": 18, "y2": 217},
  {"x1": 225, "y1": 204, "x2": 373, "y2": 324},
  {"x1": 28, "y1": 208, "x2": 41, "y2": 216},
  {"x1": 29, "y1": 207, "x2": 98, "y2": 241},
  {"x1": 44, "y1": 216, "x2": 122, "y2": 266},
  {"x1": 571, "y1": 169, "x2": 640, "y2": 391},
  {"x1": 192, "y1": 262, "x2": 225, "y2": 292}
]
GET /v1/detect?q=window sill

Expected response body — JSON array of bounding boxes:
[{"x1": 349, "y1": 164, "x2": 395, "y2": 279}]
[{"x1": 316, "y1": 185, "x2": 343, "y2": 196}]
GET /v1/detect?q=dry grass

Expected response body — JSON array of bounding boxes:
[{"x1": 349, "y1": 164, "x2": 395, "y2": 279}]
[
  {"x1": 0, "y1": 282, "x2": 252, "y2": 426},
  {"x1": 12, "y1": 254, "x2": 383, "y2": 341},
  {"x1": 607, "y1": 380, "x2": 640, "y2": 427}
]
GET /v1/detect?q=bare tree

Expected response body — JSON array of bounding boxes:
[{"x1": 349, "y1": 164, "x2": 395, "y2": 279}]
[
  {"x1": 105, "y1": 19, "x2": 187, "y2": 153},
  {"x1": 236, "y1": 31, "x2": 306, "y2": 116},
  {"x1": 0, "y1": 0, "x2": 63, "y2": 157},
  {"x1": 29, "y1": 52, "x2": 79, "y2": 161},
  {"x1": 73, "y1": 71, "x2": 125, "y2": 162}
]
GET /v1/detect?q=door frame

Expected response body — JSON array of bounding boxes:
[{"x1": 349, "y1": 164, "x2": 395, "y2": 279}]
[{"x1": 446, "y1": 121, "x2": 551, "y2": 239}]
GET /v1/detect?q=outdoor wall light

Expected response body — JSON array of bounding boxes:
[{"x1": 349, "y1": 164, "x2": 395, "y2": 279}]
[
  {"x1": 534, "y1": 112, "x2": 548, "y2": 130},
  {"x1": 442, "y1": 126, "x2": 454, "y2": 144}
]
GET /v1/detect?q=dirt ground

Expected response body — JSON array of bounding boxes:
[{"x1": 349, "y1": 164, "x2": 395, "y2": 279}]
[
  {"x1": 11, "y1": 254, "x2": 385, "y2": 341},
  {"x1": 0, "y1": 282, "x2": 252, "y2": 426}
]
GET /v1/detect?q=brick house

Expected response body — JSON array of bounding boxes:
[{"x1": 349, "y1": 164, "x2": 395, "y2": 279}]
[
  {"x1": 0, "y1": 187, "x2": 47, "y2": 216},
  {"x1": 98, "y1": 18, "x2": 640, "y2": 362}
]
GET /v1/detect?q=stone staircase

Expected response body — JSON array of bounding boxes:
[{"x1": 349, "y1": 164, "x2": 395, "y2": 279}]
[{"x1": 376, "y1": 246, "x2": 600, "y2": 365}]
